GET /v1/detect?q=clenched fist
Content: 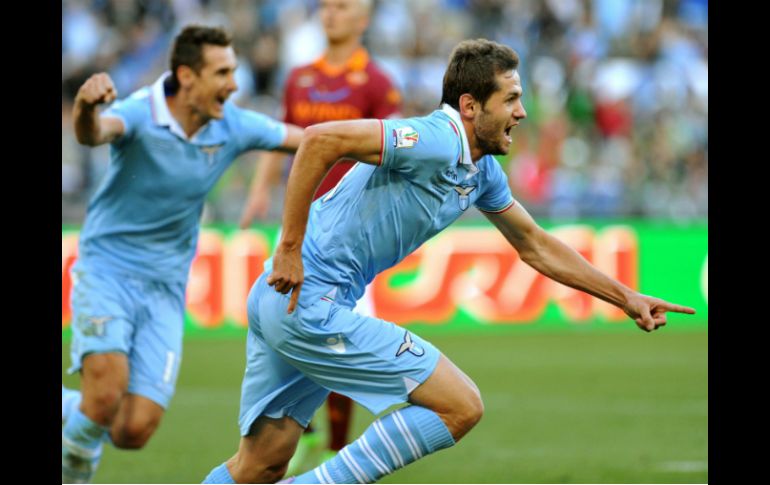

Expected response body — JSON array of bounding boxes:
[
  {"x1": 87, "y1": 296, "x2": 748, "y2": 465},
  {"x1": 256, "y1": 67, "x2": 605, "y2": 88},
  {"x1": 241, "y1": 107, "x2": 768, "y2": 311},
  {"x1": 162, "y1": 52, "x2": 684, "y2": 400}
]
[{"x1": 76, "y1": 73, "x2": 118, "y2": 107}]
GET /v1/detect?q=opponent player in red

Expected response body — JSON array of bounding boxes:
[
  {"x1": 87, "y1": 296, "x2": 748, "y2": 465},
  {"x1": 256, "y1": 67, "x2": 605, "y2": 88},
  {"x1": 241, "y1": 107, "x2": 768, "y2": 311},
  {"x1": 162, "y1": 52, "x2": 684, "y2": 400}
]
[{"x1": 239, "y1": 0, "x2": 401, "y2": 474}]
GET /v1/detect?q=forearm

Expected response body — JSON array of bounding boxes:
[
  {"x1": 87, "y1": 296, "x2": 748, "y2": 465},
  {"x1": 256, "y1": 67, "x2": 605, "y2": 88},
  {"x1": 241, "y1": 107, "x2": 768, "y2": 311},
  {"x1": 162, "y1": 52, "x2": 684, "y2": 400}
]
[
  {"x1": 522, "y1": 232, "x2": 634, "y2": 309},
  {"x1": 73, "y1": 100, "x2": 102, "y2": 146},
  {"x1": 277, "y1": 131, "x2": 340, "y2": 249},
  {"x1": 250, "y1": 151, "x2": 285, "y2": 195}
]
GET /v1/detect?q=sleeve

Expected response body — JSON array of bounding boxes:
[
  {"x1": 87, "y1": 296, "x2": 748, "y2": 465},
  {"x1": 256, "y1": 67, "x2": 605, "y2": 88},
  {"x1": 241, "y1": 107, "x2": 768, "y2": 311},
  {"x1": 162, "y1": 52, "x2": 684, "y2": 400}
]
[
  {"x1": 380, "y1": 117, "x2": 460, "y2": 181},
  {"x1": 102, "y1": 90, "x2": 148, "y2": 143},
  {"x1": 368, "y1": 71, "x2": 402, "y2": 119},
  {"x1": 474, "y1": 157, "x2": 516, "y2": 214},
  {"x1": 232, "y1": 105, "x2": 288, "y2": 152}
]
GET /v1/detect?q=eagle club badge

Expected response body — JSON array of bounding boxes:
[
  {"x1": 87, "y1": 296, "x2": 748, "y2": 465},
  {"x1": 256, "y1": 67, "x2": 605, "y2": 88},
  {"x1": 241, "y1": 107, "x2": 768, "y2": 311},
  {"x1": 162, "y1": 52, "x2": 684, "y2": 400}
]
[
  {"x1": 454, "y1": 185, "x2": 477, "y2": 211},
  {"x1": 200, "y1": 143, "x2": 225, "y2": 165},
  {"x1": 393, "y1": 127, "x2": 419, "y2": 148}
]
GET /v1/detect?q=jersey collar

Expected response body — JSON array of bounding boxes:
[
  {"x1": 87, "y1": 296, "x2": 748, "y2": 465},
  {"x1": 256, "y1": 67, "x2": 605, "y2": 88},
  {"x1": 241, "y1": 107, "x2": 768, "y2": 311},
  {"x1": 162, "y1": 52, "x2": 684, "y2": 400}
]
[
  {"x1": 150, "y1": 72, "x2": 209, "y2": 141},
  {"x1": 440, "y1": 104, "x2": 479, "y2": 178},
  {"x1": 312, "y1": 47, "x2": 369, "y2": 77}
]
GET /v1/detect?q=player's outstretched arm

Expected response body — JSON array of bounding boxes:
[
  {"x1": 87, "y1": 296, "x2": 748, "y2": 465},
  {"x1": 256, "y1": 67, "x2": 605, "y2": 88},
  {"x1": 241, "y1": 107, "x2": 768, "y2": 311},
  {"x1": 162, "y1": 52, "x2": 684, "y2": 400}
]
[
  {"x1": 268, "y1": 119, "x2": 383, "y2": 313},
  {"x1": 73, "y1": 73, "x2": 125, "y2": 146},
  {"x1": 485, "y1": 204, "x2": 695, "y2": 332},
  {"x1": 239, "y1": 151, "x2": 286, "y2": 228}
]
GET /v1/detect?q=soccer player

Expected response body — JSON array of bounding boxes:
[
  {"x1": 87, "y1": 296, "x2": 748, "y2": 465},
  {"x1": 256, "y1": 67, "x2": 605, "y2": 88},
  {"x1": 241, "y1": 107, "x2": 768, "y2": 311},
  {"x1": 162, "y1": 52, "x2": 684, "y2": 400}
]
[
  {"x1": 61, "y1": 25, "x2": 303, "y2": 484},
  {"x1": 238, "y1": 0, "x2": 401, "y2": 471},
  {"x1": 203, "y1": 39, "x2": 695, "y2": 484}
]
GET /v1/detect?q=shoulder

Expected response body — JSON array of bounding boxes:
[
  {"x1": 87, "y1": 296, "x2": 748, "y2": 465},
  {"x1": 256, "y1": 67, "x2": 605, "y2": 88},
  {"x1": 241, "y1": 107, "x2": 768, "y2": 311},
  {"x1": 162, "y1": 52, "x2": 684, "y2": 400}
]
[
  {"x1": 109, "y1": 86, "x2": 151, "y2": 113},
  {"x1": 364, "y1": 60, "x2": 396, "y2": 87},
  {"x1": 385, "y1": 112, "x2": 461, "y2": 164}
]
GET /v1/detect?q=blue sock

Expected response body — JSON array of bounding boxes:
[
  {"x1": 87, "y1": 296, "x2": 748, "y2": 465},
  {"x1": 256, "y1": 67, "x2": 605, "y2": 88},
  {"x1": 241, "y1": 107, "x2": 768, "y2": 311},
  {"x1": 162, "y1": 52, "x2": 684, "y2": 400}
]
[
  {"x1": 202, "y1": 462, "x2": 236, "y2": 484},
  {"x1": 62, "y1": 408, "x2": 107, "y2": 483},
  {"x1": 294, "y1": 405, "x2": 455, "y2": 484},
  {"x1": 62, "y1": 386, "x2": 82, "y2": 424}
]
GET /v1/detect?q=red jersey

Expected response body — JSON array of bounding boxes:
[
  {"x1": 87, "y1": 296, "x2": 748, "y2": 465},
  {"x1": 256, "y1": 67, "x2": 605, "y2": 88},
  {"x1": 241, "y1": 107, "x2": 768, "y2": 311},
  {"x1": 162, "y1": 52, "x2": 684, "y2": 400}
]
[{"x1": 282, "y1": 47, "x2": 401, "y2": 199}]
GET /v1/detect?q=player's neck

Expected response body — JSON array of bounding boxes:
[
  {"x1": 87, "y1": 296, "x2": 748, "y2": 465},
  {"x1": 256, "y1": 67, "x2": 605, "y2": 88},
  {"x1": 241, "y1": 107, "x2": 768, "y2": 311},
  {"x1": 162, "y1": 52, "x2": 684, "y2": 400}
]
[
  {"x1": 324, "y1": 38, "x2": 363, "y2": 67},
  {"x1": 166, "y1": 94, "x2": 207, "y2": 138},
  {"x1": 462, "y1": 119, "x2": 485, "y2": 163}
]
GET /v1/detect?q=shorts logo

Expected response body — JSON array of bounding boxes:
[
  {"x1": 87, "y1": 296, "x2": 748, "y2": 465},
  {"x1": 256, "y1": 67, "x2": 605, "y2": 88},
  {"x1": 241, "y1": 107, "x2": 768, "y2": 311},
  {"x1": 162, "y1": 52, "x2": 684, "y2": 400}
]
[
  {"x1": 396, "y1": 331, "x2": 425, "y2": 358},
  {"x1": 326, "y1": 334, "x2": 347, "y2": 354},
  {"x1": 454, "y1": 185, "x2": 477, "y2": 211},
  {"x1": 393, "y1": 127, "x2": 419, "y2": 149},
  {"x1": 78, "y1": 316, "x2": 113, "y2": 337}
]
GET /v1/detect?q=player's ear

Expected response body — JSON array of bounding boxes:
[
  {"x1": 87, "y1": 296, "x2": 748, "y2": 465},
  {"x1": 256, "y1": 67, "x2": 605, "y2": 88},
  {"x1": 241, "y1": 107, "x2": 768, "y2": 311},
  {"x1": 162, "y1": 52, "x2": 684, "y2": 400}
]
[
  {"x1": 177, "y1": 65, "x2": 196, "y2": 89},
  {"x1": 458, "y1": 93, "x2": 478, "y2": 120}
]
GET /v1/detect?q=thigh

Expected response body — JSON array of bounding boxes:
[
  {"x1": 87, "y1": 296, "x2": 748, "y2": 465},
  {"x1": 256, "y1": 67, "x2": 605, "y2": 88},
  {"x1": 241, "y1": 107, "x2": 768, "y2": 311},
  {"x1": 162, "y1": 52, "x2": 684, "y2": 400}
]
[
  {"x1": 239, "y1": 327, "x2": 330, "y2": 437},
  {"x1": 127, "y1": 280, "x2": 186, "y2": 409},
  {"x1": 68, "y1": 267, "x2": 136, "y2": 374},
  {"x1": 256, "y1": 279, "x2": 442, "y2": 416}
]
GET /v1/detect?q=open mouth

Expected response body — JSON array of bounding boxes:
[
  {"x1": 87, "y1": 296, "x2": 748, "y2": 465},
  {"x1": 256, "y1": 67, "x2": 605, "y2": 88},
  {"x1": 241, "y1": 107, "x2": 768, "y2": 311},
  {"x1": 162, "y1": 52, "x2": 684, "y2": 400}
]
[{"x1": 504, "y1": 125, "x2": 513, "y2": 142}]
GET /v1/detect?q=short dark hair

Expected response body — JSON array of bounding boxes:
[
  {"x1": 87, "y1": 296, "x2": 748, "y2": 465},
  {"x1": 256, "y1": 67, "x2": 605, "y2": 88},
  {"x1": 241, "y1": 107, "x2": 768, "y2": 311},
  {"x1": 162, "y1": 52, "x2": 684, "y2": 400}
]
[
  {"x1": 168, "y1": 25, "x2": 232, "y2": 90},
  {"x1": 440, "y1": 39, "x2": 520, "y2": 111}
]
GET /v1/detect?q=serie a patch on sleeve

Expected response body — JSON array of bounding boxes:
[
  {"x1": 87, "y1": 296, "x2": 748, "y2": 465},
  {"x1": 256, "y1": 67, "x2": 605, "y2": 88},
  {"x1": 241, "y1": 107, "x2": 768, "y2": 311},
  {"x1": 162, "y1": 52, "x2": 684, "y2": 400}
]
[{"x1": 393, "y1": 127, "x2": 419, "y2": 148}]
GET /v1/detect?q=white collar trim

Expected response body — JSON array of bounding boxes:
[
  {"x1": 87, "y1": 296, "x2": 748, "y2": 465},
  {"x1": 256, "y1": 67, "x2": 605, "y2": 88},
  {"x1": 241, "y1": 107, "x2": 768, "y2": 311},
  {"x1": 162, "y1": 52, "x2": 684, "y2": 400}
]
[
  {"x1": 151, "y1": 72, "x2": 204, "y2": 141},
  {"x1": 441, "y1": 104, "x2": 478, "y2": 177}
]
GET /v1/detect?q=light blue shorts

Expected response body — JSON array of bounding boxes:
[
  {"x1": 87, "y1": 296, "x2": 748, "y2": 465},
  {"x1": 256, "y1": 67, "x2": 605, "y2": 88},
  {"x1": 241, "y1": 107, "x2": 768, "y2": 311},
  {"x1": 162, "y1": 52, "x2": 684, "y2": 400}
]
[
  {"x1": 238, "y1": 273, "x2": 441, "y2": 436},
  {"x1": 67, "y1": 264, "x2": 185, "y2": 409}
]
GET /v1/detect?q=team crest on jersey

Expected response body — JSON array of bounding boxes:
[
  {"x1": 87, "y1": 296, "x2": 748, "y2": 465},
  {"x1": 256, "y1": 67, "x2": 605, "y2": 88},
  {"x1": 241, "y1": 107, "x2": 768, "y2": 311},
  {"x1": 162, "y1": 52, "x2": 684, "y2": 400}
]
[
  {"x1": 345, "y1": 70, "x2": 368, "y2": 86},
  {"x1": 200, "y1": 143, "x2": 225, "y2": 165},
  {"x1": 454, "y1": 185, "x2": 477, "y2": 211},
  {"x1": 297, "y1": 73, "x2": 315, "y2": 87},
  {"x1": 393, "y1": 127, "x2": 419, "y2": 149},
  {"x1": 78, "y1": 315, "x2": 113, "y2": 337},
  {"x1": 396, "y1": 331, "x2": 425, "y2": 357}
]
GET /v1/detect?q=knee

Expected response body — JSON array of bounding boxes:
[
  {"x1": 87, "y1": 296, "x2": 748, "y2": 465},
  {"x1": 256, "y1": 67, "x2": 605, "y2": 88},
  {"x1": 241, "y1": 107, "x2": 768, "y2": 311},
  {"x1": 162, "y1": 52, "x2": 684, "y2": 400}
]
[
  {"x1": 443, "y1": 387, "x2": 484, "y2": 441},
  {"x1": 81, "y1": 355, "x2": 128, "y2": 423},
  {"x1": 112, "y1": 415, "x2": 161, "y2": 450}
]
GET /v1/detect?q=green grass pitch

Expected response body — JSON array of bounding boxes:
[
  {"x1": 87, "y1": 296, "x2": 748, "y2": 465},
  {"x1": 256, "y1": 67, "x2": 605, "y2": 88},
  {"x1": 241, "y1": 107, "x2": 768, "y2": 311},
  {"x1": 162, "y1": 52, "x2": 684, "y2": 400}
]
[{"x1": 62, "y1": 329, "x2": 707, "y2": 483}]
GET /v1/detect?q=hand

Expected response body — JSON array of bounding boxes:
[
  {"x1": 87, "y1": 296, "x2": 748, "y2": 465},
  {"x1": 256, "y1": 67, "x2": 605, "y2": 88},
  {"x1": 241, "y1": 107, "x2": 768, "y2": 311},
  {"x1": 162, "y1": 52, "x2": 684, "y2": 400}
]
[
  {"x1": 266, "y1": 243, "x2": 303, "y2": 313},
  {"x1": 238, "y1": 190, "x2": 272, "y2": 229},
  {"x1": 76, "y1": 73, "x2": 118, "y2": 107},
  {"x1": 623, "y1": 293, "x2": 696, "y2": 332}
]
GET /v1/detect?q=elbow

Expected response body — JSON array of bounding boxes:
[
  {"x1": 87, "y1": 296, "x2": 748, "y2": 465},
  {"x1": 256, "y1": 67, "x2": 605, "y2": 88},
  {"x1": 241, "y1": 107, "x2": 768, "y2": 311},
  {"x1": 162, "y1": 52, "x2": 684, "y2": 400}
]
[
  {"x1": 302, "y1": 125, "x2": 343, "y2": 168},
  {"x1": 515, "y1": 229, "x2": 546, "y2": 267}
]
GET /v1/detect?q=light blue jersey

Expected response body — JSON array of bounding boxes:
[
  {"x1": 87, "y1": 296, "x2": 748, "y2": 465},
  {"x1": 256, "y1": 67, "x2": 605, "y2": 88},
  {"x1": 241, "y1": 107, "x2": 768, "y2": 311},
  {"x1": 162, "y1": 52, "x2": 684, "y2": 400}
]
[
  {"x1": 69, "y1": 73, "x2": 287, "y2": 407},
  {"x1": 238, "y1": 105, "x2": 516, "y2": 431},
  {"x1": 265, "y1": 104, "x2": 515, "y2": 309},
  {"x1": 77, "y1": 73, "x2": 287, "y2": 283}
]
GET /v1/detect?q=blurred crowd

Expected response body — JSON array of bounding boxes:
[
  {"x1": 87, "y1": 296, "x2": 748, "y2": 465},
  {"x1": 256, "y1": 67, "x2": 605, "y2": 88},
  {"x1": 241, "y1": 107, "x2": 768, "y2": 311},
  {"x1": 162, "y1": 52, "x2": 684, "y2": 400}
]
[{"x1": 62, "y1": 0, "x2": 708, "y2": 224}]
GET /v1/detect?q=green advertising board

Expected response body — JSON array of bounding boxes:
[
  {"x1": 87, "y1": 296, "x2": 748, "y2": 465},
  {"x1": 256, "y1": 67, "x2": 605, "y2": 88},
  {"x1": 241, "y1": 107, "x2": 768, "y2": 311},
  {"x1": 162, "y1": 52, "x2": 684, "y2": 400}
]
[{"x1": 62, "y1": 220, "x2": 707, "y2": 338}]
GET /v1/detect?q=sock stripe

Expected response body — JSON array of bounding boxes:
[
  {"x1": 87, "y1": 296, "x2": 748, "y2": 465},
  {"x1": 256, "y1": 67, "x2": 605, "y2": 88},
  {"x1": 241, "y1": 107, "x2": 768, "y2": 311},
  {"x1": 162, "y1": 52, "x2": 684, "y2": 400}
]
[
  {"x1": 314, "y1": 467, "x2": 327, "y2": 484},
  {"x1": 392, "y1": 410, "x2": 421, "y2": 460},
  {"x1": 340, "y1": 448, "x2": 368, "y2": 483},
  {"x1": 373, "y1": 420, "x2": 404, "y2": 468},
  {"x1": 62, "y1": 435, "x2": 102, "y2": 459},
  {"x1": 321, "y1": 463, "x2": 335, "y2": 484},
  {"x1": 360, "y1": 435, "x2": 391, "y2": 475},
  {"x1": 397, "y1": 410, "x2": 424, "y2": 458}
]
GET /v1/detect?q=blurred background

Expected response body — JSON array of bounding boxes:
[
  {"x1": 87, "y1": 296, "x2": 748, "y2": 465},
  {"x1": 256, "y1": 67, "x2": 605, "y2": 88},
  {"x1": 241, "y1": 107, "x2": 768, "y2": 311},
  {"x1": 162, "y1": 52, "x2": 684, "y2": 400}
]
[
  {"x1": 62, "y1": 0, "x2": 708, "y2": 224},
  {"x1": 61, "y1": 1, "x2": 708, "y2": 483}
]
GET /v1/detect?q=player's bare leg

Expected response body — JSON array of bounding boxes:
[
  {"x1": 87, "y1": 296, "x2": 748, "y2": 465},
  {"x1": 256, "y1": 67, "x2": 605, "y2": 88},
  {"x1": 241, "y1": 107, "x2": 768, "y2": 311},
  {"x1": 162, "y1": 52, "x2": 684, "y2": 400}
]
[
  {"x1": 63, "y1": 352, "x2": 127, "y2": 483},
  {"x1": 290, "y1": 354, "x2": 482, "y2": 483},
  {"x1": 204, "y1": 416, "x2": 305, "y2": 483},
  {"x1": 109, "y1": 394, "x2": 165, "y2": 449}
]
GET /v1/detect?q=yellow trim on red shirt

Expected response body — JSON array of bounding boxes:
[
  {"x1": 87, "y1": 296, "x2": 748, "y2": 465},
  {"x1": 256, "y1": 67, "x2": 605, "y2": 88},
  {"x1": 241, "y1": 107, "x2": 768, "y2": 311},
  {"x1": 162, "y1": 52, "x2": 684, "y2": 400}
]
[{"x1": 312, "y1": 47, "x2": 370, "y2": 77}]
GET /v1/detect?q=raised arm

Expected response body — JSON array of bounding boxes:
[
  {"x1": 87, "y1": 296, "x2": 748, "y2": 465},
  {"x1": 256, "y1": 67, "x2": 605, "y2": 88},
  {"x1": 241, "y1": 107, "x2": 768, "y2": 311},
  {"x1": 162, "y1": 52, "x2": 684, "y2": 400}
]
[
  {"x1": 484, "y1": 204, "x2": 695, "y2": 332},
  {"x1": 268, "y1": 119, "x2": 383, "y2": 313},
  {"x1": 73, "y1": 73, "x2": 125, "y2": 146}
]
